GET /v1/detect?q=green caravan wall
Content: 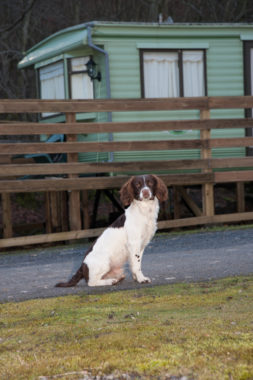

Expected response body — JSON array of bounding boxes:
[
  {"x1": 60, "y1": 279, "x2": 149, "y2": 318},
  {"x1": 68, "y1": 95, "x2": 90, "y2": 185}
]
[
  {"x1": 91, "y1": 24, "x2": 248, "y2": 164},
  {"x1": 207, "y1": 36, "x2": 245, "y2": 160},
  {"x1": 24, "y1": 23, "x2": 253, "y2": 164}
]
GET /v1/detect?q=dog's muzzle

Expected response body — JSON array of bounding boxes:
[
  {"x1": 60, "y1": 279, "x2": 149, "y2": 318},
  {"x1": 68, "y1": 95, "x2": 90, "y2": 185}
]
[{"x1": 140, "y1": 187, "x2": 152, "y2": 200}]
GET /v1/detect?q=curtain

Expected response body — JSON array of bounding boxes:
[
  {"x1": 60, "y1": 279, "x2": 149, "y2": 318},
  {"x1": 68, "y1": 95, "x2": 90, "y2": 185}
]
[
  {"x1": 71, "y1": 57, "x2": 94, "y2": 99},
  {"x1": 39, "y1": 62, "x2": 65, "y2": 117},
  {"x1": 143, "y1": 52, "x2": 179, "y2": 98},
  {"x1": 183, "y1": 51, "x2": 205, "y2": 97},
  {"x1": 39, "y1": 62, "x2": 65, "y2": 100}
]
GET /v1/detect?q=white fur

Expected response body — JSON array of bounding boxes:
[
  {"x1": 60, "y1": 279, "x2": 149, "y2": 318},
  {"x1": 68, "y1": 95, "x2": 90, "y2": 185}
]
[{"x1": 84, "y1": 196, "x2": 159, "y2": 286}]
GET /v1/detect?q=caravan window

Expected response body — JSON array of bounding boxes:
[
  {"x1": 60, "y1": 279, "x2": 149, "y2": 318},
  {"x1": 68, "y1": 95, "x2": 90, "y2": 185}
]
[
  {"x1": 141, "y1": 50, "x2": 206, "y2": 98},
  {"x1": 39, "y1": 61, "x2": 65, "y2": 117},
  {"x1": 39, "y1": 61, "x2": 65, "y2": 100},
  {"x1": 68, "y1": 57, "x2": 94, "y2": 99}
]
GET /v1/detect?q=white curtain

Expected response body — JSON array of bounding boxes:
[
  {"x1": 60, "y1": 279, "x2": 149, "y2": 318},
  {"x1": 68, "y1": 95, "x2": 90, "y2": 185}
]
[
  {"x1": 143, "y1": 52, "x2": 179, "y2": 98},
  {"x1": 39, "y1": 62, "x2": 65, "y2": 100},
  {"x1": 183, "y1": 51, "x2": 205, "y2": 97},
  {"x1": 71, "y1": 57, "x2": 94, "y2": 99}
]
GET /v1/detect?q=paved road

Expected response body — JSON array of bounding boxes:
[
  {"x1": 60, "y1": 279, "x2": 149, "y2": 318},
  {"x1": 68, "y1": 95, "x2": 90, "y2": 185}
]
[{"x1": 0, "y1": 228, "x2": 253, "y2": 303}]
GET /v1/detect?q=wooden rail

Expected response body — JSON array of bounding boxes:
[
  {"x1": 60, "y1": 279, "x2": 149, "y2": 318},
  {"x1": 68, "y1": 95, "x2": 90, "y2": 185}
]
[{"x1": 0, "y1": 96, "x2": 253, "y2": 248}]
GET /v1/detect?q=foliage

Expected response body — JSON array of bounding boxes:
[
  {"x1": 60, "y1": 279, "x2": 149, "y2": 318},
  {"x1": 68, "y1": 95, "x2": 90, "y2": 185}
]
[
  {"x1": 14, "y1": 192, "x2": 43, "y2": 210},
  {"x1": 0, "y1": 276, "x2": 252, "y2": 379}
]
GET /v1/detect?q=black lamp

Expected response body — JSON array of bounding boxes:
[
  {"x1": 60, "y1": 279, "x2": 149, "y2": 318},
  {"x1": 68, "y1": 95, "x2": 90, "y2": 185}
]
[{"x1": 86, "y1": 57, "x2": 101, "y2": 81}]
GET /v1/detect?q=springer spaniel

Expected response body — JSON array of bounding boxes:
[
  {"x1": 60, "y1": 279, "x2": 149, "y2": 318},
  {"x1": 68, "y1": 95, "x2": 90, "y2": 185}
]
[{"x1": 56, "y1": 174, "x2": 168, "y2": 288}]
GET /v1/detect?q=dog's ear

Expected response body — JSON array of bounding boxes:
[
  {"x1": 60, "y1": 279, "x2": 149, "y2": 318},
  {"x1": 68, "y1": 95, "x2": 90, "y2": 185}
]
[
  {"x1": 120, "y1": 177, "x2": 135, "y2": 207},
  {"x1": 153, "y1": 175, "x2": 168, "y2": 202}
]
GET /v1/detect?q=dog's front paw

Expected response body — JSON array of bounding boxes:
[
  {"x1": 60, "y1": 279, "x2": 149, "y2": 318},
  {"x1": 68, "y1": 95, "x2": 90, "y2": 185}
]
[
  {"x1": 139, "y1": 276, "x2": 151, "y2": 284},
  {"x1": 135, "y1": 273, "x2": 151, "y2": 284}
]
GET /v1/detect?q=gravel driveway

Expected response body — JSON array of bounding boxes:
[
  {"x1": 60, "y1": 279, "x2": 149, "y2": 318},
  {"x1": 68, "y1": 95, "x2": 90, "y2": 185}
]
[{"x1": 0, "y1": 227, "x2": 252, "y2": 303}]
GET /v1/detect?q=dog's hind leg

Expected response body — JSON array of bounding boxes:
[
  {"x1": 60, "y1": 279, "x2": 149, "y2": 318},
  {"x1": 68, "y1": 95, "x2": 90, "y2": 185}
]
[
  {"x1": 88, "y1": 266, "x2": 124, "y2": 287},
  {"x1": 102, "y1": 267, "x2": 125, "y2": 281},
  {"x1": 88, "y1": 277, "x2": 119, "y2": 286}
]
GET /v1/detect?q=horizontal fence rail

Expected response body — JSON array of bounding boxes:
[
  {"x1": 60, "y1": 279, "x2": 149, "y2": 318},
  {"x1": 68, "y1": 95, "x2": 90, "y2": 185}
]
[
  {"x1": 0, "y1": 96, "x2": 253, "y2": 248},
  {"x1": 2, "y1": 95, "x2": 253, "y2": 112},
  {"x1": 0, "y1": 157, "x2": 253, "y2": 178},
  {"x1": 2, "y1": 118, "x2": 253, "y2": 135},
  {"x1": 0, "y1": 174, "x2": 214, "y2": 193},
  {"x1": 1, "y1": 138, "x2": 253, "y2": 156}
]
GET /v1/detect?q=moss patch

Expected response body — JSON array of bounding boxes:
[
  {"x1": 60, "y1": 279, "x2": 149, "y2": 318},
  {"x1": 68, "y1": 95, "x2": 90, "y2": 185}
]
[{"x1": 0, "y1": 276, "x2": 252, "y2": 380}]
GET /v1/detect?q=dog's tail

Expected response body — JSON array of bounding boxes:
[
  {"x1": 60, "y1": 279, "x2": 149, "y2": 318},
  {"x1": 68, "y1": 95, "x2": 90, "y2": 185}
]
[{"x1": 55, "y1": 263, "x2": 89, "y2": 287}]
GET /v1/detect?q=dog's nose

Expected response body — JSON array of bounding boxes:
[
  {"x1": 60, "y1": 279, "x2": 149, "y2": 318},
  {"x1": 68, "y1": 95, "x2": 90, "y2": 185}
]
[{"x1": 142, "y1": 189, "x2": 151, "y2": 199}]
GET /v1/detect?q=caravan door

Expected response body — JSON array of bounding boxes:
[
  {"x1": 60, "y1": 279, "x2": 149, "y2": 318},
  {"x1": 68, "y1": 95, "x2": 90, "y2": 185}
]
[{"x1": 244, "y1": 41, "x2": 253, "y2": 155}]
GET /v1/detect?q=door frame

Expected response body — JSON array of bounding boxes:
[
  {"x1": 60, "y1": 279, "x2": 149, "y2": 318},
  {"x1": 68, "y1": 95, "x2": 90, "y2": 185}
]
[{"x1": 243, "y1": 41, "x2": 253, "y2": 155}]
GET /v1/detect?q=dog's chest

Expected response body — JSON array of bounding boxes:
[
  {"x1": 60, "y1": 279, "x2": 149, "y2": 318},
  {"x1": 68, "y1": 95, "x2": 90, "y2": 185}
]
[{"x1": 126, "y1": 199, "x2": 158, "y2": 239}]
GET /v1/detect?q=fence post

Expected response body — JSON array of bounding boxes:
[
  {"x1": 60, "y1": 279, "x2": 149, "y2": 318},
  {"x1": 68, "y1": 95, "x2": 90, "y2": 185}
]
[
  {"x1": 173, "y1": 186, "x2": 181, "y2": 219},
  {"x1": 45, "y1": 192, "x2": 52, "y2": 233},
  {"x1": 2, "y1": 193, "x2": 13, "y2": 238},
  {"x1": 236, "y1": 182, "x2": 245, "y2": 212},
  {"x1": 65, "y1": 112, "x2": 82, "y2": 231},
  {"x1": 200, "y1": 109, "x2": 214, "y2": 217},
  {"x1": 81, "y1": 190, "x2": 90, "y2": 229}
]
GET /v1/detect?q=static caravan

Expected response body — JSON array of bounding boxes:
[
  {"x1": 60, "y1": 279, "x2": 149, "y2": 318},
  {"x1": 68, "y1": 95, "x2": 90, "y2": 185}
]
[{"x1": 18, "y1": 21, "x2": 253, "y2": 163}]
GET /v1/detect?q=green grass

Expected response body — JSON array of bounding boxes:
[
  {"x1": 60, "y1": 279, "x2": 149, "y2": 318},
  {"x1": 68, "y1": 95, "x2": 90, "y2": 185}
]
[{"x1": 0, "y1": 277, "x2": 253, "y2": 380}]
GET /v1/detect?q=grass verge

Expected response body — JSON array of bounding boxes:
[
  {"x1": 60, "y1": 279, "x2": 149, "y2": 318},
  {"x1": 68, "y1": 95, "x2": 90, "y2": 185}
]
[{"x1": 0, "y1": 276, "x2": 252, "y2": 380}]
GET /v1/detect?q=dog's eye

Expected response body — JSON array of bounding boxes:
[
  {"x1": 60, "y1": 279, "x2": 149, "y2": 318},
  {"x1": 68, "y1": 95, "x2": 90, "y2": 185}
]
[{"x1": 136, "y1": 182, "x2": 141, "y2": 188}]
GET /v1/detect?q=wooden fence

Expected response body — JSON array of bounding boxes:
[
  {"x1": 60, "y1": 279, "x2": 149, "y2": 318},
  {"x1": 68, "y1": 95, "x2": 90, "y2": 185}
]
[{"x1": 0, "y1": 96, "x2": 253, "y2": 248}]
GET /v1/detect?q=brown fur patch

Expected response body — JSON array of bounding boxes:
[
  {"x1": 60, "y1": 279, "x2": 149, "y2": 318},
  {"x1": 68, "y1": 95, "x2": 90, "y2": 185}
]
[{"x1": 110, "y1": 213, "x2": 126, "y2": 228}]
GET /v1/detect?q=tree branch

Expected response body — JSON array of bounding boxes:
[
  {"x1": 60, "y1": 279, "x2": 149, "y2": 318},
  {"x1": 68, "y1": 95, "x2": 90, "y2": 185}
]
[{"x1": 0, "y1": 0, "x2": 37, "y2": 36}]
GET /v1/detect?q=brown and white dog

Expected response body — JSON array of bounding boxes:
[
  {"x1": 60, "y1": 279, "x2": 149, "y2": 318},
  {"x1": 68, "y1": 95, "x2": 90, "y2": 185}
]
[{"x1": 55, "y1": 175, "x2": 168, "y2": 288}]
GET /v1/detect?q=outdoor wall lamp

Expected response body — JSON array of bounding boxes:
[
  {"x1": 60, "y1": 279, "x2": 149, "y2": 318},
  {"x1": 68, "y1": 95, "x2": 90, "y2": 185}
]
[{"x1": 86, "y1": 57, "x2": 101, "y2": 81}]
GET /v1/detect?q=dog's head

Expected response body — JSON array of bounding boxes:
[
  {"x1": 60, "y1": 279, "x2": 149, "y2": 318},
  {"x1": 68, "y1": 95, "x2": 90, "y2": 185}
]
[{"x1": 120, "y1": 174, "x2": 168, "y2": 207}]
